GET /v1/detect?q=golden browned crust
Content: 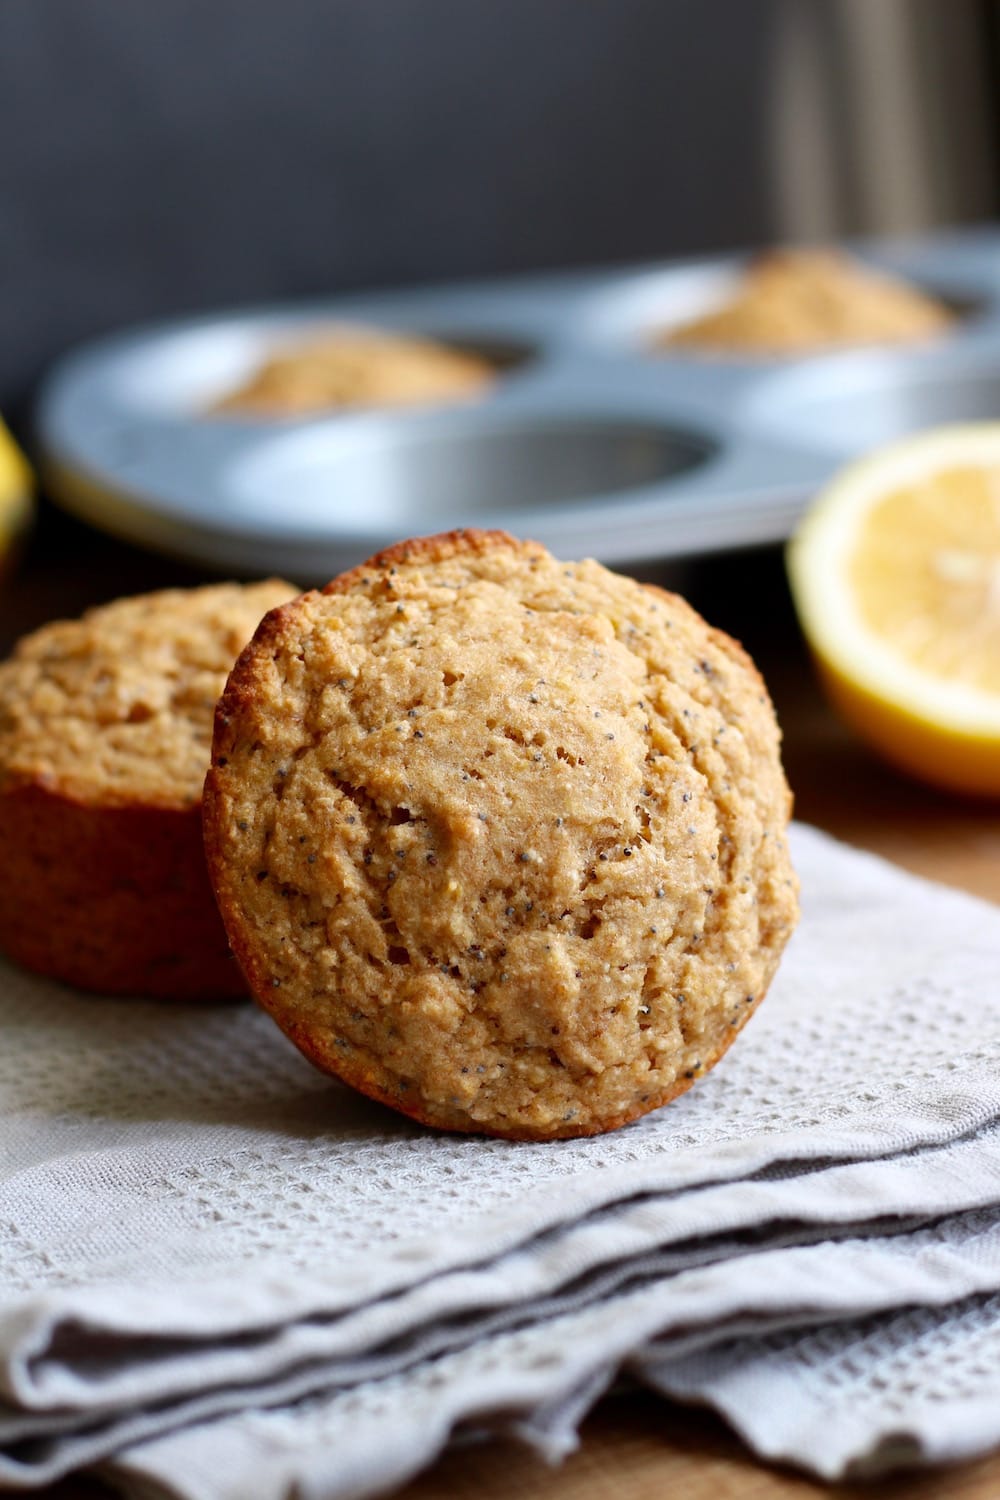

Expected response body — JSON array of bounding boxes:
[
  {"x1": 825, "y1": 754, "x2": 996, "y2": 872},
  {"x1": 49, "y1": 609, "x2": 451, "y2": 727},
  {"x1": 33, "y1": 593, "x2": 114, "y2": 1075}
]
[
  {"x1": 0, "y1": 786, "x2": 243, "y2": 998},
  {"x1": 321, "y1": 528, "x2": 547, "y2": 592},
  {"x1": 205, "y1": 533, "x2": 798, "y2": 1137},
  {"x1": 0, "y1": 579, "x2": 297, "y2": 998}
]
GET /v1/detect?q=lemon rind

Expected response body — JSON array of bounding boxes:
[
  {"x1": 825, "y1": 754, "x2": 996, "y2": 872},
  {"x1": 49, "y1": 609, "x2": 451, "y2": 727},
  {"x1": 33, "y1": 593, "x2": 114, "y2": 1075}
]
[{"x1": 788, "y1": 423, "x2": 1000, "y2": 739}]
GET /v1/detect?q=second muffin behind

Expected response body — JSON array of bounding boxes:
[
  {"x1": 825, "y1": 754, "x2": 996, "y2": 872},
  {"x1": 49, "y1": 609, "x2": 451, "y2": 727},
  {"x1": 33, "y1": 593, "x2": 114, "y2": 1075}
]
[{"x1": 0, "y1": 577, "x2": 297, "y2": 998}]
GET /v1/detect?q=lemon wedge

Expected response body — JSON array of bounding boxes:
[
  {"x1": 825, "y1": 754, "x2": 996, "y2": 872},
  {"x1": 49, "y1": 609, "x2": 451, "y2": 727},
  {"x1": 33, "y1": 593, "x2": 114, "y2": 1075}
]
[
  {"x1": 787, "y1": 424, "x2": 1000, "y2": 796},
  {"x1": 0, "y1": 418, "x2": 32, "y2": 567}
]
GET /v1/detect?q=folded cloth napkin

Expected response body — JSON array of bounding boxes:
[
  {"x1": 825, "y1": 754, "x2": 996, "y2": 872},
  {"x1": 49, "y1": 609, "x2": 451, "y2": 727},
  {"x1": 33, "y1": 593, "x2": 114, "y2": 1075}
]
[
  {"x1": 114, "y1": 1211, "x2": 1000, "y2": 1500},
  {"x1": 3, "y1": 825, "x2": 1000, "y2": 1495}
]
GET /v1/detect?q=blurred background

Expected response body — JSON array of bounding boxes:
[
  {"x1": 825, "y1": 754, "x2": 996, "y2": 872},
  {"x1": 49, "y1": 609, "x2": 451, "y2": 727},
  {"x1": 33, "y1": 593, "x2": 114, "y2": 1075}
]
[
  {"x1": 4, "y1": 0, "x2": 1000, "y2": 847},
  {"x1": 1, "y1": 0, "x2": 998, "y2": 417}
]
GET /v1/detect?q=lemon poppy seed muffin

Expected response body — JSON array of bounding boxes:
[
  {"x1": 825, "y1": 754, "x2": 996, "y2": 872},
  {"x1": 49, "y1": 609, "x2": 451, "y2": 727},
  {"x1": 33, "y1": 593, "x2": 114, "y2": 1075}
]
[
  {"x1": 204, "y1": 532, "x2": 797, "y2": 1138},
  {"x1": 0, "y1": 578, "x2": 297, "y2": 998},
  {"x1": 660, "y1": 249, "x2": 952, "y2": 355}
]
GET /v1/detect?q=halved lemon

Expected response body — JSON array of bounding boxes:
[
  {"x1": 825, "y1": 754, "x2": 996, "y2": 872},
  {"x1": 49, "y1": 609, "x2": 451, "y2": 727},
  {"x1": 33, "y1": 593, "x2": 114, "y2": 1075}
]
[
  {"x1": 787, "y1": 424, "x2": 1000, "y2": 796},
  {"x1": 0, "y1": 418, "x2": 32, "y2": 570}
]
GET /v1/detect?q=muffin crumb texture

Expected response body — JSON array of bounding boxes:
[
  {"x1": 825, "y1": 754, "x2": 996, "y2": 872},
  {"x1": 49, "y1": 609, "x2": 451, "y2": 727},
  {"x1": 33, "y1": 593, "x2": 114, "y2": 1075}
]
[
  {"x1": 0, "y1": 581, "x2": 296, "y2": 807},
  {"x1": 206, "y1": 532, "x2": 797, "y2": 1137}
]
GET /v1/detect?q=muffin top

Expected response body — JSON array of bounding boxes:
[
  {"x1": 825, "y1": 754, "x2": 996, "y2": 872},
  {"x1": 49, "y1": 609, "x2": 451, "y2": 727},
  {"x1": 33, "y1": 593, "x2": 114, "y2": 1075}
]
[
  {"x1": 212, "y1": 327, "x2": 495, "y2": 416},
  {"x1": 205, "y1": 531, "x2": 797, "y2": 1139},
  {"x1": 0, "y1": 579, "x2": 296, "y2": 808},
  {"x1": 660, "y1": 248, "x2": 952, "y2": 354}
]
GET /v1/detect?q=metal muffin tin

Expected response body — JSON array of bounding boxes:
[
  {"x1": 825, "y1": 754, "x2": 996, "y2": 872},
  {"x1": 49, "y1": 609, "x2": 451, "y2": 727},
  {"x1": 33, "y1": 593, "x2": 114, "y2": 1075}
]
[{"x1": 36, "y1": 224, "x2": 1000, "y2": 583}]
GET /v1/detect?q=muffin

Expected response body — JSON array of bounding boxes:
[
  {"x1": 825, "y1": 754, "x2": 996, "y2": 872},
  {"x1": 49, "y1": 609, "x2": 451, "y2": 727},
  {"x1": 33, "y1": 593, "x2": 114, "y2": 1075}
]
[
  {"x1": 205, "y1": 531, "x2": 797, "y2": 1138},
  {"x1": 0, "y1": 579, "x2": 296, "y2": 998},
  {"x1": 659, "y1": 248, "x2": 953, "y2": 355},
  {"x1": 211, "y1": 327, "x2": 495, "y2": 417}
]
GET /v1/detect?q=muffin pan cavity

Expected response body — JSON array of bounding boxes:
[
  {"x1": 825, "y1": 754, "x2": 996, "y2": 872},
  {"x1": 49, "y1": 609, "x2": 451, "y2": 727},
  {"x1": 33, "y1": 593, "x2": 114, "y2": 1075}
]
[
  {"x1": 742, "y1": 345, "x2": 1000, "y2": 458},
  {"x1": 94, "y1": 317, "x2": 537, "y2": 421},
  {"x1": 37, "y1": 225, "x2": 1000, "y2": 579},
  {"x1": 227, "y1": 414, "x2": 714, "y2": 533}
]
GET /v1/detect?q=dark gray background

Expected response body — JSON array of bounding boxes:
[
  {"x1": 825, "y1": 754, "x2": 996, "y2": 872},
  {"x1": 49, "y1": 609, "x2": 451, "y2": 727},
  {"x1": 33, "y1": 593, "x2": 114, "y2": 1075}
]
[{"x1": 0, "y1": 0, "x2": 781, "y2": 413}]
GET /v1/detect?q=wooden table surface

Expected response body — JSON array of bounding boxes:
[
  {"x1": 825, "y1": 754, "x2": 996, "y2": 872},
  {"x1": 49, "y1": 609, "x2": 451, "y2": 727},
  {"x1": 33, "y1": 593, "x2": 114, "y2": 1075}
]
[{"x1": 8, "y1": 506, "x2": 1000, "y2": 1500}]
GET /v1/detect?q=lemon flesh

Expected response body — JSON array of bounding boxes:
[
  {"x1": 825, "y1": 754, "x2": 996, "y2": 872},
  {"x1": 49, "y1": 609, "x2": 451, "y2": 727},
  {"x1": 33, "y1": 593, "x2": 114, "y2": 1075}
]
[
  {"x1": 0, "y1": 420, "x2": 32, "y2": 552},
  {"x1": 788, "y1": 425, "x2": 1000, "y2": 796}
]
